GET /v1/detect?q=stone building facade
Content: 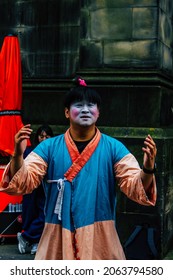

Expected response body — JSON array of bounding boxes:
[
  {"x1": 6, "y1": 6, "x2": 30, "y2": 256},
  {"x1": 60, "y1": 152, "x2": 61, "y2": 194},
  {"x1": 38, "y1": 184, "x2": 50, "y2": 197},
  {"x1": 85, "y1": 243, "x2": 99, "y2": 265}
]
[{"x1": 0, "y1": 0, "x2": 173, "y2": 258}]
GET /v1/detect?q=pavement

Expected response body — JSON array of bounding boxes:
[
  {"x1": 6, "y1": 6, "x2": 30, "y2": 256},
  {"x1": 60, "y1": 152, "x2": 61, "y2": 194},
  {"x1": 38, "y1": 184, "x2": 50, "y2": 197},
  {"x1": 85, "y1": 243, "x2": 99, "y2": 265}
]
[
  {"x1": 0, "y1": 236, "x2": 173, "y2": 260},
  {"x1": 0, "y1": 237, "x2": 35, "y2": 260}
]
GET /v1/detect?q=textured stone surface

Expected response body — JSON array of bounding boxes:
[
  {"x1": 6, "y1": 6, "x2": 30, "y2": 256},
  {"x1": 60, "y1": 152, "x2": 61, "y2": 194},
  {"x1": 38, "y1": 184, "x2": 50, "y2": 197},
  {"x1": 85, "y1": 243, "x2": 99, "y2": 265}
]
[
  {"x1": 0, "y1": 0, "x2": 172, "y2": 75},
  {"x1": 0, "y1": 0, "x2": 173, "y2": 260}
]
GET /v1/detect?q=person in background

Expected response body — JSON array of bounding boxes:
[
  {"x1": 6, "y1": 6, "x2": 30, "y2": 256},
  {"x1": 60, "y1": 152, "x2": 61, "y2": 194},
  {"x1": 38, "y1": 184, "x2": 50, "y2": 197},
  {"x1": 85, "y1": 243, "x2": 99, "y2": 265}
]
[
  {"x1": 17, "y1": 124, "x2": 54, "y2": 255},
  {"x1": 0, "y1": 77, "x2": 157, "y2": 259}
]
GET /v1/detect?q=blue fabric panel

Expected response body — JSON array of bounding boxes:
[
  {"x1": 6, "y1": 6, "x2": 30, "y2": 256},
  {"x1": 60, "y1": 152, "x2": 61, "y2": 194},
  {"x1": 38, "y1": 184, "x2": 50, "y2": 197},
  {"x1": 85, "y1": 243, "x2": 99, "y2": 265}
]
[{"x1": 33, "y1": 133, "x2": 130, "y2": 231}]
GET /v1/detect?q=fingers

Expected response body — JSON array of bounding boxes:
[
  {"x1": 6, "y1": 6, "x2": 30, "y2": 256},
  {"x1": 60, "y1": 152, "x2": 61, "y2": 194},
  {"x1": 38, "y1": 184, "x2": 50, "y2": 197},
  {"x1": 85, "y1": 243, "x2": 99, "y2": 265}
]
[
  {"x1": 15, "y1": 124, "x2": 33, "y2": 142},
  {"x1": 142, "y1": 134, "x2": 157, "y2": 159}
]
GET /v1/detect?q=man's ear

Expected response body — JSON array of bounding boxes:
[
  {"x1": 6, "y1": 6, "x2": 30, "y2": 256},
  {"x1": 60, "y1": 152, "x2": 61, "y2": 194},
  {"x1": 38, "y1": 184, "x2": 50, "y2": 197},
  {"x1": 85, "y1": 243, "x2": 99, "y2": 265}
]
[{"x1": 64, "y1": 107, "x2": 69, "y2": 119}]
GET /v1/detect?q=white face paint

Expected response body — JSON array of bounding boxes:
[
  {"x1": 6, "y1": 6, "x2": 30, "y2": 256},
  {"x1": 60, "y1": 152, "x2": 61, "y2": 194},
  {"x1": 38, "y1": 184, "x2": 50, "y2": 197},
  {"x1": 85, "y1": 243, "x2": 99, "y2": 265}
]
[{"x1": 66, "y1": 101, "x2": 99, "y2": 127}]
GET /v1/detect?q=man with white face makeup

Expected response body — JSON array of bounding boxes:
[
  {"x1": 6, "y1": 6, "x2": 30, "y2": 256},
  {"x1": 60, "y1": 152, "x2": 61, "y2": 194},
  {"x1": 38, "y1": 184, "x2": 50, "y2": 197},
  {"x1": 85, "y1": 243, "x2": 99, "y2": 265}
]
[{"x1": 0, "y1": 77, "x2": 157, "y2": 260}]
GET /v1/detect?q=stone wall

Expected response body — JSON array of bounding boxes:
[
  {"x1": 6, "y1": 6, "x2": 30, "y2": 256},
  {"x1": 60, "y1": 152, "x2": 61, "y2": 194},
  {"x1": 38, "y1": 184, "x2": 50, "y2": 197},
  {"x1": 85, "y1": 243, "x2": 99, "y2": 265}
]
[{"x1": 1, "y1": 0, "x2": 173, "y2": 259}]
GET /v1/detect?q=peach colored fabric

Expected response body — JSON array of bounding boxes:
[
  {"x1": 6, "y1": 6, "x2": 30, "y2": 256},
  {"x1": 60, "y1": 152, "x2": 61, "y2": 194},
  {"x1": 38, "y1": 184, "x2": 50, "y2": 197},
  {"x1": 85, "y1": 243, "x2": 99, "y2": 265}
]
[
  {"x1": 0, "y1": 152, "x2": 47, "y2": 195},
  {"x1": 115, "y1": 154, "x2": 156, "y2": 206},
  {"x1": 35, "y1": 220, "x2": 125, "y2": 260}
]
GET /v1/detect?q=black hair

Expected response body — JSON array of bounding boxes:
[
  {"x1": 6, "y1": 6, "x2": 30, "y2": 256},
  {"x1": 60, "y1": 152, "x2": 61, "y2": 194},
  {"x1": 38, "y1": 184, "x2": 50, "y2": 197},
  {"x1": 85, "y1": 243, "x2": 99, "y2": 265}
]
[
  {"x1": 64, "y1": 77, "x2": 101, "y2": 109},
  {"x1": 34, "y1": 124, "x2": 54, "y2": 145}
]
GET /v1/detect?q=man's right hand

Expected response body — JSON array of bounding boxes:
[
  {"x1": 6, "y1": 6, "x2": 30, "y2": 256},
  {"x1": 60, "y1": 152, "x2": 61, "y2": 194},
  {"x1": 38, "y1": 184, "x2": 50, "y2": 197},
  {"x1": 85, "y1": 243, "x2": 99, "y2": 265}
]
[
  {"x1": 10, "y1": 124, "x2": 33, "y2": 178},
  {"x1": 13, "y1": 124, "x2": 33, "y2": 157}
]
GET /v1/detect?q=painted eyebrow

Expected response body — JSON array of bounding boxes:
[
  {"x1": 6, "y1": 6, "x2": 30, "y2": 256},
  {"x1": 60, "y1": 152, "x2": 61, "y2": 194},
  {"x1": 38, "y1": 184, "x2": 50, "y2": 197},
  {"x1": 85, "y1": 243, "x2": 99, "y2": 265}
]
[{"x1": 73, "y1": 101, "x2": 95, "y2": 104}]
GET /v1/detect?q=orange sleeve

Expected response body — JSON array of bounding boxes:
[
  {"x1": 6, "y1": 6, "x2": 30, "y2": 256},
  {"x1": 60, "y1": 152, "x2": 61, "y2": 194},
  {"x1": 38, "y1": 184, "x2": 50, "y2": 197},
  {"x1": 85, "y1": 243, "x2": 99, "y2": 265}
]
[
  {"x1": 0, "y1": 152, "x2": 47, "y2": 195},
  {"x1": 114, "y1": 154, "x2": 157, "y2": 206}
]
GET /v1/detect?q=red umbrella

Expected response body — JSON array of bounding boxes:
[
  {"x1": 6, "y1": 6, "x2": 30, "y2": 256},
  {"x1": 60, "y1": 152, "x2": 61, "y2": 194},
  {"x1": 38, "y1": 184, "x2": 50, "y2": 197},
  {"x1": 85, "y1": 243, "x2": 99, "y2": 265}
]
[
  {"x1": 0, "y1": 35, "x2": 30, "y2": 156},
  {"x1": 0, "y1": 166, "x2": 22, "y2": 213}
]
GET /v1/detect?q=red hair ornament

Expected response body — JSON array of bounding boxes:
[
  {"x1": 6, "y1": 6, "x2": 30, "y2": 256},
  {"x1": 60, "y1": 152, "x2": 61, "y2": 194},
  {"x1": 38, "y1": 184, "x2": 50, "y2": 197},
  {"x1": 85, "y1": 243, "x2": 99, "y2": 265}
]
[{"x1": 78, "y1": 78, "x2": 87, "y2": 87}]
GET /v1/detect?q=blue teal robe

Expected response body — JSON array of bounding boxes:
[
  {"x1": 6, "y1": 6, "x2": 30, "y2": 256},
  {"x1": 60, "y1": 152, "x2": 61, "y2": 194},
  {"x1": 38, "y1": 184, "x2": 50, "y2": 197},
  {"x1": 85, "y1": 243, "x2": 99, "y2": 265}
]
[{"x1": 0, "y1": 128, "x2": 156, "y2": 259}]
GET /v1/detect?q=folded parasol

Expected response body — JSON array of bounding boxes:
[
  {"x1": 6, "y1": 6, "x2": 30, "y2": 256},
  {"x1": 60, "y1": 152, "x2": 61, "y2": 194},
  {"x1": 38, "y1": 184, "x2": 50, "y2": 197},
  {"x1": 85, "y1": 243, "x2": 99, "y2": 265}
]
[{"x1": 0, "y1": 35, "x2": 30, "y2": 156}]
